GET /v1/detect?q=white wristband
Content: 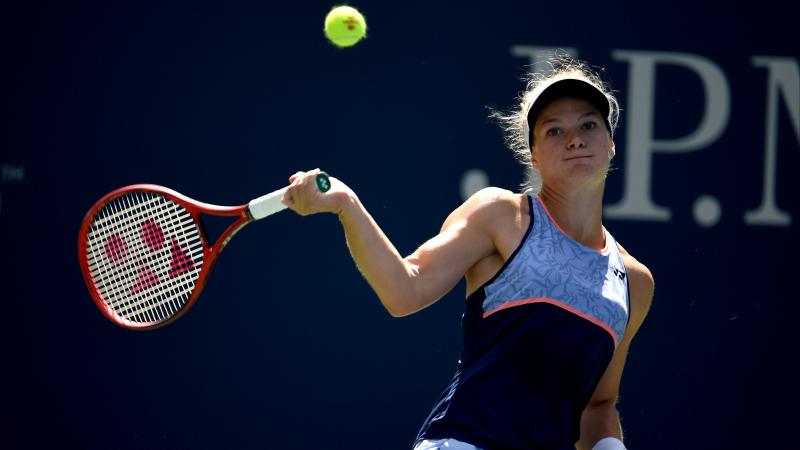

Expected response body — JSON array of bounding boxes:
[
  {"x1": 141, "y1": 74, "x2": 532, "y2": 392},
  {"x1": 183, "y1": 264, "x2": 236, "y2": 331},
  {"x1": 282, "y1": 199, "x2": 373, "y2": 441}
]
[{"x1": 592, "y1": 437, "x2": 626, "y2": 450}]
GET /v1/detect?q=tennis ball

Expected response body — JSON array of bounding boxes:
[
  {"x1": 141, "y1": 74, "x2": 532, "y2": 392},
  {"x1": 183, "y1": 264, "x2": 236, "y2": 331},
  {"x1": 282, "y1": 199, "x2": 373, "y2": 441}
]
[{"x1": 324, "y1": 5, "x2": 367, "y2": 48}]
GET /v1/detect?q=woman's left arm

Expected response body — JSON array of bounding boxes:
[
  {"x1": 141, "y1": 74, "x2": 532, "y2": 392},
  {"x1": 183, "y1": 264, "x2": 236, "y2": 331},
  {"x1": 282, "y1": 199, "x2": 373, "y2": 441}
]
[{"x1": 576, "y1": 249, "x2": 654, "y2": 450}]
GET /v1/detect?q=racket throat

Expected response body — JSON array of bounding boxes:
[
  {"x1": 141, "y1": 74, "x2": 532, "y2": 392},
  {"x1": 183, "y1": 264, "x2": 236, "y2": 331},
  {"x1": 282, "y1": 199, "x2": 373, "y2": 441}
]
[{"x1": 218, "y1": 218, "x2": 252, "y2": 252}]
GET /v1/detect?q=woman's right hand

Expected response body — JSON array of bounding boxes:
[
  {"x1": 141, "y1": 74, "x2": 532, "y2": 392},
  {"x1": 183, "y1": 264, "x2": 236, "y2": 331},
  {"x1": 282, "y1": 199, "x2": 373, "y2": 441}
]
[{"x1": 282, "y1": 168, "x2": 356, "y2": 217}]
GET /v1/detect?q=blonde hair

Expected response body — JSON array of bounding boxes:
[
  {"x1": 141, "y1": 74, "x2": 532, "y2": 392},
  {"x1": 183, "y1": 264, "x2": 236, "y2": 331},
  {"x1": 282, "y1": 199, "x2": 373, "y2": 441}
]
[{"x1": 491, "y1": 55, "x2": 620, "y2": 193}]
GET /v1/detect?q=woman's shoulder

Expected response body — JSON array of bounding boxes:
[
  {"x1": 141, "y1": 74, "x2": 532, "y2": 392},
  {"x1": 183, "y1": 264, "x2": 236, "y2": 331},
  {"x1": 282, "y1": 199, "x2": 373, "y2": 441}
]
[
  {"x1": 469, "y1": 186, "x2": 524, "y2": 203},
  {"x1": 442, "y1": 187, "x2": 527, "y2": 233},
  {"x1": 453, "y1": 187, "x2": 526, "y2": 219},
  {"x1": 466, "y1": 187, "x2": 529, "y2": 213}
]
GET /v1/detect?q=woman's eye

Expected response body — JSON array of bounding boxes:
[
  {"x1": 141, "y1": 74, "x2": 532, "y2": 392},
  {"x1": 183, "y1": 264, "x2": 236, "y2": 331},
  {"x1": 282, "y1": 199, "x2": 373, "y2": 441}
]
[
  {"x1": 546, "y1": 128, "x2": 561, "y2": 136},
  {"x1": 582, "y1": 121, "x2": 597, "y2": 130}
]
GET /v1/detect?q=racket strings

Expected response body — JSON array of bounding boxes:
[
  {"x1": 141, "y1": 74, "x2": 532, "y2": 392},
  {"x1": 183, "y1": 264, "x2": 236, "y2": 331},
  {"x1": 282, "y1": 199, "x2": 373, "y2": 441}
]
[
  {"x1": 93, "y1": 194, "x2": 199, "y2": 321},
  {"x1": 86, "y1": 192, "x2": 191, "y2": 322},
  {"x1": 88, "y1": 193, "x2": 201, "y2": 323},
  {"x1": 103, "y1": 192, "x2": 202, "y2": 321},
  {"x1": 85, "y1": 192, "x2": 205, "y2": 324},
  {"x1": 88, "y1": 198, "x2": 199, "y2": 294}
]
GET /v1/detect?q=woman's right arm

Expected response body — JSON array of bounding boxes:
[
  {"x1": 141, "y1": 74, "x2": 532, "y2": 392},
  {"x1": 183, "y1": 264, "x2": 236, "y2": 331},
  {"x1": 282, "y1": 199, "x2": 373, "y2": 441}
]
[{"x1": 283, "y1": 169, "x2": 508, "y2": 317}]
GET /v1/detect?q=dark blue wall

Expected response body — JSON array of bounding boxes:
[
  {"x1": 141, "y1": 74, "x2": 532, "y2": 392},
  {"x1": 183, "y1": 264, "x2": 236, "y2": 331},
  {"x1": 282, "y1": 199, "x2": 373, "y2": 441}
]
[{"x1": 2, "y1": 1, "x2": 798, "y2": 449}]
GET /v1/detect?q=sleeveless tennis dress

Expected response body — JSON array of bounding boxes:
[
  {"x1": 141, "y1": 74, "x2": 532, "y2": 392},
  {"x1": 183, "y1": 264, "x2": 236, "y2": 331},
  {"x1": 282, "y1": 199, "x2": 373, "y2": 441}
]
[{"x1": 415, "y1": 194, "x2": 630, "y2": 450}]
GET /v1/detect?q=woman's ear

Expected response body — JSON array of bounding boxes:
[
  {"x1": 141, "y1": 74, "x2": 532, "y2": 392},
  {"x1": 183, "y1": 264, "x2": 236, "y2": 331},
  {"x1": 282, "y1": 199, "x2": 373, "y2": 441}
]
[{"x1": 608, "y1": 142, "x2": 616, "y2": 160}]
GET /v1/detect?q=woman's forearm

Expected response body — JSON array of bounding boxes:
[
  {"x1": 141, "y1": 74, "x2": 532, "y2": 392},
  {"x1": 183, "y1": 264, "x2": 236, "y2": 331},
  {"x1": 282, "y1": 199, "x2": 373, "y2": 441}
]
[
  {"x1": 337, "y1": 194, "x2": 420, "y2": 316},
  {"x1": 577, "y1": 400, "x2": 623, "y2": 450}
]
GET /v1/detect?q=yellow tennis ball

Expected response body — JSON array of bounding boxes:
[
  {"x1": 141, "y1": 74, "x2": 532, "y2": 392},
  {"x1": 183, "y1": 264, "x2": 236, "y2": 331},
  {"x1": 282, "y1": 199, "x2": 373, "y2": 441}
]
[{"x1": 324, "y1": 5, "x2": 367, "y2": 48}]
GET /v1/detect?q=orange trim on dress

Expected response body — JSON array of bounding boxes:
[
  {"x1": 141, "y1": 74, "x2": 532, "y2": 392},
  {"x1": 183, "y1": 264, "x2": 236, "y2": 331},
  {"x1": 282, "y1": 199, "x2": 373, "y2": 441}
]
[{"x1": 482, "y1": 297, "x2": 619, "y2": 347}]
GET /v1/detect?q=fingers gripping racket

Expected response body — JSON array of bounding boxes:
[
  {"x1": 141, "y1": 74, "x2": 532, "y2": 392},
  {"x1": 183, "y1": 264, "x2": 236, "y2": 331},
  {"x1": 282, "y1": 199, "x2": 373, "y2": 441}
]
[{"x1": 78, "y1": 173, "x2": 331, "y2": 330}]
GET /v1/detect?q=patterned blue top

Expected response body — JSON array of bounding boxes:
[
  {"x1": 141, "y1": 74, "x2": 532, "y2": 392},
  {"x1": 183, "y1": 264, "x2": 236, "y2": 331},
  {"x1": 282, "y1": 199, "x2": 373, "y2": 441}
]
[
  {"x1": 483, "y1": 195, "x2": 629, "y2": 346},
  {"x1": 415, "y1": 194, "x2": 630, "y2": 450}
]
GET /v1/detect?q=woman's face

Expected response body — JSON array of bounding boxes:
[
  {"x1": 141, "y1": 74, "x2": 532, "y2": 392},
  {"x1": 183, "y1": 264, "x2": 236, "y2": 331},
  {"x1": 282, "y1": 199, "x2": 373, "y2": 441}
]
[{"x1": 531, "y1": 97, "x2": 615, "y2": 190}]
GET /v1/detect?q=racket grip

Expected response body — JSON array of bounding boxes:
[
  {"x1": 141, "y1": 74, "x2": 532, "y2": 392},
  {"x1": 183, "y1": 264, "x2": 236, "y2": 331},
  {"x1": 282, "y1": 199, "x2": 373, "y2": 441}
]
[
  {"x1": 247, "y1": 172, "x2": 331, "y2": 220},
  {"x1": 248, "y1": 187, "x2": 288, "y2": 220}
]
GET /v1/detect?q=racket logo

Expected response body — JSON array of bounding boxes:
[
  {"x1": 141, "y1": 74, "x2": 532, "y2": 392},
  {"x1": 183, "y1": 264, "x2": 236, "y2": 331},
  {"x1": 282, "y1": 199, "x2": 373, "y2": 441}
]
[
  {"x1": 100, "y1": 222, "x2": 197, "y2": 295},
  {"x1": 167, "y1": 237, "x2": 196, "y2": 278},
  {"x1": 130, "y1": 258, "x2": 161, "y2": 294},
  {"x1": 103, "y1": 234, "x2": 128, "y2": 262},
  {"x1": 315, "y1": 173, "x2": 331, "y2": 192},
  {"x1": 141, "y1": 219, "x2": 165, "y2": 251}
]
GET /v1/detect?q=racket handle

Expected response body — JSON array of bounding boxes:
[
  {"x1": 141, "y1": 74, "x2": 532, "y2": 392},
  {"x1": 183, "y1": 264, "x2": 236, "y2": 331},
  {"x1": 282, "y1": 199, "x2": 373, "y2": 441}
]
[
  {"x1": 248, "y1": 187, "x2": 288, "y2": 219},
  {"x1": 248, "y1": 172, "x2": 331, "y2": 220}
]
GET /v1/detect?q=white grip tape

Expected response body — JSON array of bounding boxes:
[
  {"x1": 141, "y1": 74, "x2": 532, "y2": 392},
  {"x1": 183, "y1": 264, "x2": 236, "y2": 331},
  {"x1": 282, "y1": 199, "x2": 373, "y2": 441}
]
[{"x1": 248, "y1": 187, "x2": 288, "y2": 220}]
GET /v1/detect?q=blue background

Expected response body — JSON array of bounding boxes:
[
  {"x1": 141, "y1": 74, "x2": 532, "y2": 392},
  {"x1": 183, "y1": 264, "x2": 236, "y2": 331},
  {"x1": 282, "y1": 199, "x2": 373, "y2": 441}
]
[{"x1": 2, "y1": 1, "x2": 798, "y2": 448}]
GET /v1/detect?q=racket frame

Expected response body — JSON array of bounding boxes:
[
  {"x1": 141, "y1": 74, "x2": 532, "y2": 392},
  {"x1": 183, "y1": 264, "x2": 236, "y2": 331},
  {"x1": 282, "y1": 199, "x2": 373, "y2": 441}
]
[{"x1": 78, "y1": 184, "x2": 254, "y2": 330}]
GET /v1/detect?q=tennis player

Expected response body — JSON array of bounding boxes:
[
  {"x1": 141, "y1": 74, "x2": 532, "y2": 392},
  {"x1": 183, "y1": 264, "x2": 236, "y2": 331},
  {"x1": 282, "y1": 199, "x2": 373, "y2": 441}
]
[{"x1": 284, "y1": 56, "x2": 653, "y2": 450}]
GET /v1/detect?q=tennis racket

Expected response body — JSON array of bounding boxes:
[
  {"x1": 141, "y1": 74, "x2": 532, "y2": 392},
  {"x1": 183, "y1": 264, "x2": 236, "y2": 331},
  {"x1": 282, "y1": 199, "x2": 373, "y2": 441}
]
[{"x1": 78, "y1": 172, "x2": 331, "y2": 330}]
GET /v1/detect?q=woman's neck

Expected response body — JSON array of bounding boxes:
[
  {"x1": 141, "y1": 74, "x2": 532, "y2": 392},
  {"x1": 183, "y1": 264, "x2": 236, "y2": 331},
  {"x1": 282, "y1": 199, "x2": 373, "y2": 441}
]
[{"x1": 538, "y1": 184, "x2": 606, "y2": 250}]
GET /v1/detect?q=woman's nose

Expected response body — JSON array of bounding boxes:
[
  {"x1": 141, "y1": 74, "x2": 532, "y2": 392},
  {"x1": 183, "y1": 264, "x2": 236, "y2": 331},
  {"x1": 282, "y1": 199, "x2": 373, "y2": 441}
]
[{"x1": 566, "y1": 130, "x2": 586, "y2": 149}]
